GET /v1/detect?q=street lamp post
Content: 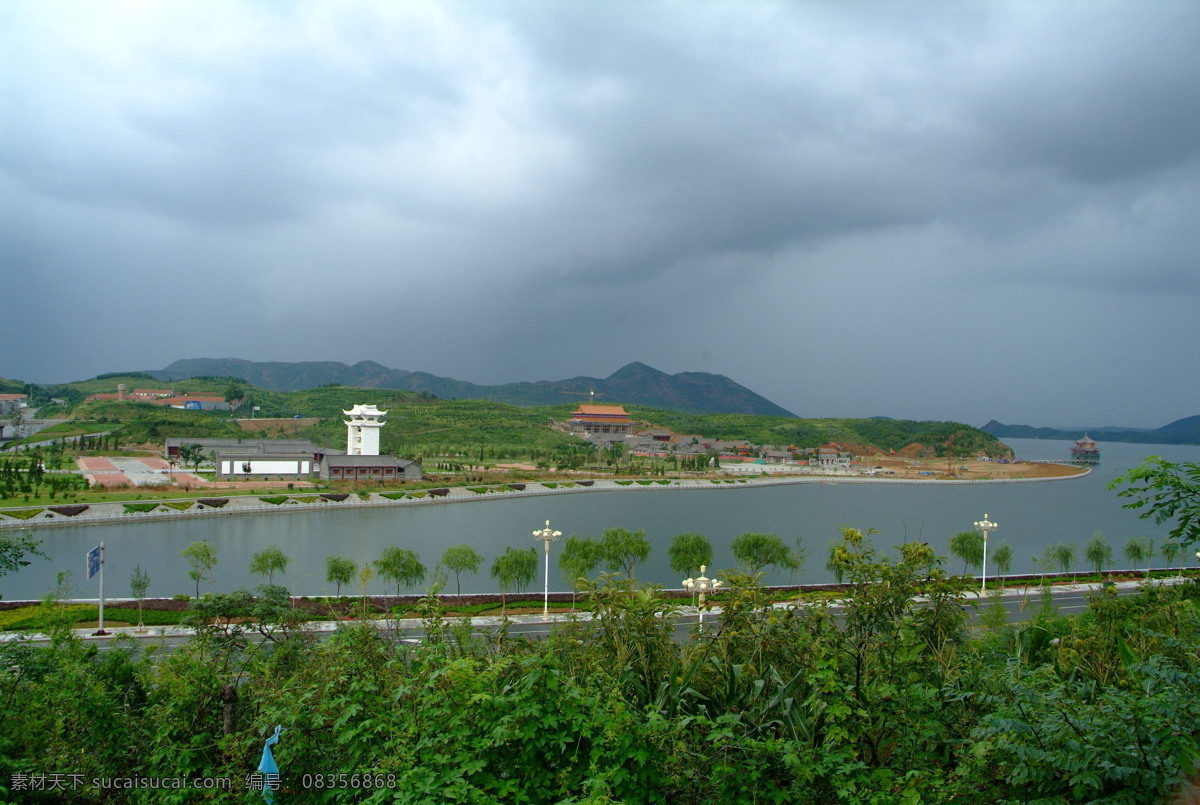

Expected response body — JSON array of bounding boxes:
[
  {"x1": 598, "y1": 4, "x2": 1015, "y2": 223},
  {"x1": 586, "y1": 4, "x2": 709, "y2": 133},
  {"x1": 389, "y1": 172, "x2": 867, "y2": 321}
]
[
  {"x1": 533, "y1": 519, "x2": 562, "y2": 620},
  {"x1": 975, "y1": 514, "x2": 998, "y2": 593},
  {"x1": 682, "y1": 565, "x2": 723, "y2": 625}
]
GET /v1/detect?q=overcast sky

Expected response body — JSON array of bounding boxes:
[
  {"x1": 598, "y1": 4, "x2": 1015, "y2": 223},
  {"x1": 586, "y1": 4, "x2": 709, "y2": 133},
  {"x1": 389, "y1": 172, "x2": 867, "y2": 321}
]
[{"x1": 3, "y1": 1, "x2": 1199, "y2": 428}]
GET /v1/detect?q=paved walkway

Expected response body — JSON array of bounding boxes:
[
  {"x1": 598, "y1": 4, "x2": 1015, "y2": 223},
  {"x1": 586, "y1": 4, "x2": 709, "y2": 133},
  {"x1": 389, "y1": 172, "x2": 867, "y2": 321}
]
[{"x1": 1, "y1": 578, "x2": 1175, "y2": 645}]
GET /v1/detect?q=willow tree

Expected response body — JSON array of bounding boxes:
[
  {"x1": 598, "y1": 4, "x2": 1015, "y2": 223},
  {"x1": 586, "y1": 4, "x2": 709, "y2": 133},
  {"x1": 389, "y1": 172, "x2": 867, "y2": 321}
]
[
  {"x1": 492, "y1": 547, "x2": 537, "y2": 616},
  {"x1": 1084, "y1": 531, "x2": 1112, "y2": 575},
  {"x1": 250, "y1": 545, "x2": 290, "y2": 585},
  {"x1": 559, "y1": 536, "x2": 603, "y2": 609},
  {"x1": 440, "y1": 544, "x2": 483, "y2": 597},
  {"x1": 949, "y1": 530, "x2": 984, "y2": 575},
  {"x1": 668, "y1": 532, "x2": 712, "y2": 578}
]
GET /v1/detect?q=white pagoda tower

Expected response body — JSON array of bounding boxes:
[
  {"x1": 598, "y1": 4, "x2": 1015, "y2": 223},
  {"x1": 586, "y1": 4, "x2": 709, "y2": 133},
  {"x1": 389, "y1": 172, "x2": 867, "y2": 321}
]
[{"x1": 344, "y1": 404, "x2": 387, "y2": 456}]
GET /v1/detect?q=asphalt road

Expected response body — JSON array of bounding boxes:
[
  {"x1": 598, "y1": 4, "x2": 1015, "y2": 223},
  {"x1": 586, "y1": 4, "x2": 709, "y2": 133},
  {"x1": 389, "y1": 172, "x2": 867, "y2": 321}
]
[{"x1": 3, "y1": 579, "x2": 1167, "y2": 657}]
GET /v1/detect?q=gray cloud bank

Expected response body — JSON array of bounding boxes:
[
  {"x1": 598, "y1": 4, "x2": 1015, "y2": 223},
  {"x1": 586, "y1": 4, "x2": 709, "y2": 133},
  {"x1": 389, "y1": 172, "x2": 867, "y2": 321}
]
[{"x1": 2, "y1": 1, "x2": 1198, "y2": 428}]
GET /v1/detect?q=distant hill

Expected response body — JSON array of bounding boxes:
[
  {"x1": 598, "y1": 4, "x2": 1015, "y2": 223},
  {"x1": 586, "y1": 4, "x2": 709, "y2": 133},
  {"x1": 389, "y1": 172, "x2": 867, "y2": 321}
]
[
  {"x1": 982, "y1": 417, "x2": 1200, "y2": 446},
  {"x1": 147, "y1": 359, "x2": 797, "y2": 417}
]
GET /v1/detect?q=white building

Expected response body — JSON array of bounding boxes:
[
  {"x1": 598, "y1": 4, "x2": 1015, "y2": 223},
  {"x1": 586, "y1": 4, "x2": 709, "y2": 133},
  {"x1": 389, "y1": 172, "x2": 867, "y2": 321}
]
[{"x1": 344, "y1": 404, "x2": 386, "y2": 456}]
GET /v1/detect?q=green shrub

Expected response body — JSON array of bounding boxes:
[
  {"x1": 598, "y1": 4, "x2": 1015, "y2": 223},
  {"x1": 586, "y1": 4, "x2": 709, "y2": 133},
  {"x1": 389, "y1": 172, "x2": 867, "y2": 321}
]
[
  {"x1": 123, "y1": 503, "x2": 159, "y2": 514},
  {"x1": 2, "y1": 508, "x2": 45, "y2": 520},
  {"x1": 160, "y1": 500, "x2": 194, "y2": 511},
  {"x1": 260, "y1": 496, "x2": 289, "y2": 505}
]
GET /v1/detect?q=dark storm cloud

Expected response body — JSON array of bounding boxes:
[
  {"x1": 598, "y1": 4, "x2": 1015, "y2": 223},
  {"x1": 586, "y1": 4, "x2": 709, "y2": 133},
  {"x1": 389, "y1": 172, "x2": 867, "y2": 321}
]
[{"x1": 2, "y1": 1, "x2": 1198, "y2": 426}]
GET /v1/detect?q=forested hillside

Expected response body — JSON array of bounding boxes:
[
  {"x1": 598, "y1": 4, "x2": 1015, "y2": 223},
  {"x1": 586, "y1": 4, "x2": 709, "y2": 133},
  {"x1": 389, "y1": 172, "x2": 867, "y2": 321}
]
[
  {"x1": 635, "y1": 409, "x2": 1011, "y2": 457},
  {"x1": 19, "y1": 377, "x2": 1010, "y2": 460},
  {"x1": 145, "y1": 358, "x2": 797, "y2": 416}
]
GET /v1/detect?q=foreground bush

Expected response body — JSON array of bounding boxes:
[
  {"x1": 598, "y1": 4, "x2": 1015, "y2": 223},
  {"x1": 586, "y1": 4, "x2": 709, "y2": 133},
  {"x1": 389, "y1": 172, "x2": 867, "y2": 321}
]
[{"x1": 1, "y1": 530, "x2": 1199, "y2": 803}]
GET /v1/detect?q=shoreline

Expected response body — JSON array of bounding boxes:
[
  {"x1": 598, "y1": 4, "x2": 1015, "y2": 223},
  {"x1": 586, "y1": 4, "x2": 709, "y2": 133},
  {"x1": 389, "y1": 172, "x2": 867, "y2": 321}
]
[{"x1": 0, "y1": 465, "x2": 1090, "y2": 530}]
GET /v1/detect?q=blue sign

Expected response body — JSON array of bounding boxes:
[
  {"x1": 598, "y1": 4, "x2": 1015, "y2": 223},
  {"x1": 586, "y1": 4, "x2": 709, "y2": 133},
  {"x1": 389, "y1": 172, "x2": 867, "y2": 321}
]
[
  {"x1": 87, "y1": 545, "x2": 101, "y2": 579},
  {"x1": 185, "y1": 401, "x2": 202, "y2": 410}
]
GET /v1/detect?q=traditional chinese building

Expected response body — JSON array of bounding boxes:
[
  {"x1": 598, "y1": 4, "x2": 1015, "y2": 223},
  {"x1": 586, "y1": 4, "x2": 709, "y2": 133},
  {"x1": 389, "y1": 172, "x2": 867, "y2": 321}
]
[
  {"x1": 568, "y1": 404, "x2": 633, "y2": 436},
  {"x1": 1070, "y1": 434, "x2": 1101, "y2": 464}
]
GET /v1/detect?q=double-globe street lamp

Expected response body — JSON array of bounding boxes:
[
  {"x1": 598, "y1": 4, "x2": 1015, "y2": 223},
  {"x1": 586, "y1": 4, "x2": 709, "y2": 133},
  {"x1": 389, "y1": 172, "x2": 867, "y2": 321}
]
[
  {"x1": 533, "y1": 520, "x2": 562, "y2": 620},
  {"x1": 975, "y1": 514, "x2": 998, "y2": 593},
  {"x1": 683, "y1": 565, "x2": 723, "y2": 625}
]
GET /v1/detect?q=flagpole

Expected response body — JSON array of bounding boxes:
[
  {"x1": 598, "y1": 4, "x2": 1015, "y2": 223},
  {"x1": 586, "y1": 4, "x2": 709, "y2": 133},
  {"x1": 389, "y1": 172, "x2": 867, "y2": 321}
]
[{"x1": 97, "y1": 542, "x2": 106, "y2": 635}]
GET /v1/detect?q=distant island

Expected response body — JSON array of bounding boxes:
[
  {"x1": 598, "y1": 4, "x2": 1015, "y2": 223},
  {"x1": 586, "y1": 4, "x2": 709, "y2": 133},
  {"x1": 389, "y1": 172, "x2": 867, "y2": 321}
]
[{"x1": 982, "y1": 416, "x2": 1200, "y2": 446}]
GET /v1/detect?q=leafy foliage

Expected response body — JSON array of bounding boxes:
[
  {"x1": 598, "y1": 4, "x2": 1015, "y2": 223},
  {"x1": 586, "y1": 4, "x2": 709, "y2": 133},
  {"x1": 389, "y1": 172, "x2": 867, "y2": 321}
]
[
  {"x1": 667, "y1": 531, "x2": 713, "y2": 578},
  {"x1": 375, "y1": 547, "x2": 426, "y2": 598},
  {"x1": 0, "y1": 531, "x2": 47, "y2": 585},
  {"x1": 558, "y1": 535, "x2": 603, "y2": 606},
  {"x1": 3, "y1": 551, "x2": 1200, "y2": 802},
  {"x1": 1111, "y1": 456, "x2": 1200, "y2": 550},
  {"x1": 439, "y1": 544, "x2": 483, "y2": 596},
  {"x1": 249, "y1": 545, "x2": 290, "y2": 585},
  {"x1": 179, "y1": 540, "x2": 217, "y2": 598},
  {"x1": 324, "y1": 556, "x2": 357, "y2": 597},
  {"x1": 491, "y1": 546, "x2": 537, "y2": 613},
  {"x1": 1085, "y1": 530, "x2": 1113, "y2": 573},
  {"x1": 730, "y1": 531, "x2": 792, "y2": 574},
  {"x1": 949, "y1": 529, "x2": 984, "y2": 574},
  {"x1": 601, "y1": 527, "x2": 651, "y2": 579}
]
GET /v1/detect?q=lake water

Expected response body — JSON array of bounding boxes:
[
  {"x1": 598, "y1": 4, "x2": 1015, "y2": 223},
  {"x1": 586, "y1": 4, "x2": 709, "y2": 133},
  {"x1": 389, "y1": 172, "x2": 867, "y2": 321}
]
[{"x1": 5, "y1": 438, "x2": 1198, "y2": 601}]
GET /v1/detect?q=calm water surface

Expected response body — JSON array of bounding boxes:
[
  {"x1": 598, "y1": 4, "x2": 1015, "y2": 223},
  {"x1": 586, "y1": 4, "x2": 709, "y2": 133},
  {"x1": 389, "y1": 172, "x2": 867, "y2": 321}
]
[{"x1": 6, "y1": 439, "x2": 1199, "y2": 600}]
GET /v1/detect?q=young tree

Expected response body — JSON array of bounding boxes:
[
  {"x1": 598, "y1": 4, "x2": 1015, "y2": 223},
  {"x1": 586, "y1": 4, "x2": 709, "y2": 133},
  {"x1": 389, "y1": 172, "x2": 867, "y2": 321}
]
[
  {"x1": 177, "y1": 443, "x2": 206, "y2": 472},
  {"x1": 1110, "y1": 456, "x2": 1200, "y2": 551},
  {"x1": 667, "y1": 532, "x2": 712, "y2": 578},
  {"x1": 325, "y1": 556, "x2": 357, "y2": 597},
  {"x1": 1161, "y1": 541, "x2": 1184, "y2": 578},
  {"x1": 375, "y1": 547, "x2": 426, "y2": 599},
  {"x1": 357, "y1": 562, "x2": 374, "y2": 616},
  {"x1": 129, "y1": 563, "x2": 150, "y2": 631},
  {"x1": 249, "y1": 545, "x2": 290, "y2": 585},
  {"x1": 1084, "y1": 531, "x2": 1113, "y2": 574},
  {"x1": 1123, "y1": 536, "x2": 1155, "y2": 577},
  {"x1": 991, "y1": 543, "x2": 1014, "y2": 585},
  {"x1": 826, "y1": 539, "x2": 846, "y2": 585},
  {"x1": 559, "y1": 535, "x2": 602, "y2": 608},
  {"x1": 787, "y1": 536, "x2": 809, "y2": 585},
  {"x1": 601, "y1": 527, "x2": 651, "y2": 579},
  {"x1": 492, "y1": 546, "x2": 537, "y2": 615},
  {"x1": 949, "y1": 530, "x2": 984, "y2": 575},
  {"x1": 180, "y1": 540, "x2": 217, "y2": 597},
  {"x1": 1045, "y1": 542, "x2": 1075, "y2": 574},
  {"x1": 440, "y1": 544, "x2": 483, "y2": 596},
  {"x1": 730, "y1": 532, "x2": 790, "y2": 574}
]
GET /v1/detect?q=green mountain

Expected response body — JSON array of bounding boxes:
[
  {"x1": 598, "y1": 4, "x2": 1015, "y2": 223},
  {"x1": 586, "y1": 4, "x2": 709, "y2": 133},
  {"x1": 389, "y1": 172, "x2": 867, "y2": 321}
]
[
  {"x1": 981, "y1": 417, "x2": 1200, "y2": 446},
  {"x1": 146, "y1": 358, "x2": 796, "y2": 417}
]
